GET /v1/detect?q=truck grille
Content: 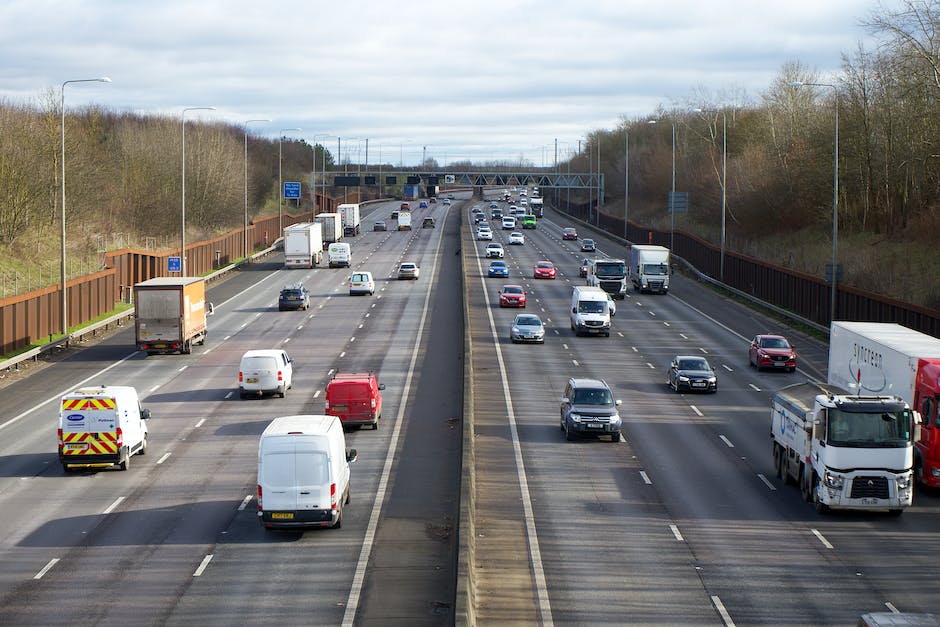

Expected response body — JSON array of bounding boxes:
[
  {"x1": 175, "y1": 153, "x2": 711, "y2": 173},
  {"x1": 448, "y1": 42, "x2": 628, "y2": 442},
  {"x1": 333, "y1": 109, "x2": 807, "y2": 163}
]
[
  {"x1": 850, "y1": 476, "x2": 889, "y2": 499},
  {"x1": 648, "y1": 281, "x2": 664, "y2": 291},
  {"x1": 584, "y1": 320, "x2": 604, "y2": 327},
  {"x1": 600, "y1": 281, "x2": 622, "y2": 292}
]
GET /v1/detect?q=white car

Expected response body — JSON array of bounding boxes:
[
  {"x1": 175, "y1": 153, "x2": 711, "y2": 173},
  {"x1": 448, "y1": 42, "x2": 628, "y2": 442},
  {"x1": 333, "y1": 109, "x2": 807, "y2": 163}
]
[
  {"x1": 397, "y1": 262, "x2": 420, "y2": 280},
  {"x1": 477, "y1": 228, "x2": 493, "y2": 241},
  {"x1": 349, "y1": 271, "x2": 375, "y2": 295},
  {"x1": 485, "y1": 243, "x2": 505, "y2": 258},
  {"x1": 508, "y1": 232, "x2": 525, "y2": 245},
  {"x1": 502, "y1": 216, "x2": 516, "y2": 230}
]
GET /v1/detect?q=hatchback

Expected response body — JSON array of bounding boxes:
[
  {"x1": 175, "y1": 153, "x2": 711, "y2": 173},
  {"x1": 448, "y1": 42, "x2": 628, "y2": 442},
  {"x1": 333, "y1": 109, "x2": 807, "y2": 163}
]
[
  {"x1": 488, "y1": 260, "x2": 509, "y2": 278},
  {"x1": 278, "y1": 284, "x2": 309, "y2": 311},
  {"x1": 533, "y1": 261, "x2": 556, "y2": 279},
  {"x1": 508, "y1": 232, "x2": 525, "y2": 245},
  {"x1": 563, "y1": 228, "x2": 578, "y2": 240},
  {"x1": 373, "y1": 220, "x2": 387, "y2": 231},
  {"x1": 581, "y1": 239, "x2": 596, "y2": 252},
  {"x1": 397, "y1": 262, "x2": 420, "y2": 280},
  {"x1": 510, "y1": 314, "x2": 545, "y2": 344},
  {"x1": 668, "y1": 356, "x2": 718, "y2": 393},
  {"x1": 498, "y1": 285, "x2": 527, "y2": 308}
]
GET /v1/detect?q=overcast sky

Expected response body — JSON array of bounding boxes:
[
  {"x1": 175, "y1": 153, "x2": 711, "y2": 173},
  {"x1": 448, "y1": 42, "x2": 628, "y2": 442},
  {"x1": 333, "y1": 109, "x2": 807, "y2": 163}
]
[{"x1": 0, "y1": 0, "x2": 896, "y2": 166}]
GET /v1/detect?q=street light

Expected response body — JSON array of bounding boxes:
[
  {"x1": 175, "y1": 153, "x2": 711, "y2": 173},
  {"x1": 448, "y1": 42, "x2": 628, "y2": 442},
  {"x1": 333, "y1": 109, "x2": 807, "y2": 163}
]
[
  {"x1": 60, "y1": 76, "x2": 110, "y2": 336},
  {"x1": 647, "y1": 119, "x2": 676, "y2": 251},
  {"x1": 312, "y1": 134, "x2": 336, "y2": 212},
  {"x1": 243, "y1": 119, "x2": 270, "y2": 261},
  {"x1": 623, "y1": 129, "x2": 629, "y2": 242},
  {"x1": 279, "y1": 127, "x2": 302, "y2": 233},
  {"x1": 181, "y1": 106, "x2": 215, "y2": 276},
  {"x1": 792, "y1": 80, "x2": 839, "y2": 321}
]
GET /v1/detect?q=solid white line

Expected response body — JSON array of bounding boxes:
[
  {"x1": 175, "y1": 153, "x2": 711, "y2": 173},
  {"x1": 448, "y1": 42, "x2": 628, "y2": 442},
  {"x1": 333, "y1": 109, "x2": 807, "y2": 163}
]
[
  {"x1": 34, "y1": 558, "x2": 60, "y2": 580},
  {"x1": 194, "y1": 418, "x2": 206, "y2": 428},
  {"x1": 812, "y1": 528, "x2": 834, "y2": 549},
  {"x1": 103, "y1": 496, "x2": 125, "y2": 515},
  {"x1": 193, "y1": 554, "x2": 213, "y2": 576},
  {"x1": 758, "y1": 474, "x2": 777, "y2": 491},
  {"x1": 719, "y1": 435, "x2": 735, "y2": 448},
  {"x1": 343, "y1": 213, "x2": 446, "y2": 627},
  {"x1": 690, "y1": 405, "x2": 703, "y2": 417},
  {"x1": 313, "y1": 390, "x2": 321, "y2": 398},
  {"x1": 749, "y1": 383, "x2": 762, "y2": 392},
  {"x1": 669, "y1": 524, "x2": 684, "y2": 541},
  {"x1": 711, "y1": 595, "x2": 736, "y2": 627},
  {"x1": 237, "y1": 494, "x2": 253, "y2": 511},
  {"x1": 640, "y1": 471, "x2": 652, "y2": 484},
  {"x1": 156, "y1": 452, "x2": 171, "y2": 465}
]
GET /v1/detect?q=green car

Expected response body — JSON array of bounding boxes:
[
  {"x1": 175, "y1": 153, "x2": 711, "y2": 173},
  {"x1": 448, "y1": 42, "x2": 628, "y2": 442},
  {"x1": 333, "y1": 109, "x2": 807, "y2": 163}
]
[{"x1": 521, "y1": 214, "x2": 537, "y2": 229}]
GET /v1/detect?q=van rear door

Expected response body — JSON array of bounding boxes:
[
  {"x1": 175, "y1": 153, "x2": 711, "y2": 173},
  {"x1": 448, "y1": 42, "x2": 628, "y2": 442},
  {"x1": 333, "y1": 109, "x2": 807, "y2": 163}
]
[
  {"x1": 261, "y1": 437, "x2": 331, "y2": 515},
  {"x1": 295, "y1": 444, "x2": 331, "y2": 512},
  {"x1": 243, "y1": 356, "x2": 278, "y2": 390}
]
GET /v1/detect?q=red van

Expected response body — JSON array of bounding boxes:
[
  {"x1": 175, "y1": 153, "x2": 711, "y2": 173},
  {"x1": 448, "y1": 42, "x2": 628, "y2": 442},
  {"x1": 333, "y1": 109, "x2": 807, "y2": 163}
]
[{"x1": 325, "y1": 372, "x2": 385, "y2": 429}]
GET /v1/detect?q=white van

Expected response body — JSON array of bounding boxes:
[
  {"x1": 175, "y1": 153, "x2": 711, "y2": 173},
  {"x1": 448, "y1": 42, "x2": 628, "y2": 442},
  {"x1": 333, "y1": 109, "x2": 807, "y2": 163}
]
[
  {"x1": 257, "y1": 415, "x2": 358, "y2": 530},
  {"x1": 502, "y1": 216, "x2": 516, "y2": 230},
  {"x1": 328, "y1": 242, "x2": 352, "y2": 268},
  {"x1": 570, "y1": 286, "x2": 611, "y2": 337},
  {"x1": 58, "y1": 386, "x2": 150, "y2": 472},
  {"x1": 239, "y1": 349, "x2": 293, "y2": 398}
]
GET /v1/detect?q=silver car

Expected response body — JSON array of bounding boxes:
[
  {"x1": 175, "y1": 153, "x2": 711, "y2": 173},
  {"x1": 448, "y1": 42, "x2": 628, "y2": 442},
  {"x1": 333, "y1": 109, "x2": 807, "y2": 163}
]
[
  {"x1": 510, "y1": 314, "x2": 545, "y2": 344},
  {"x1": 397, "y1": 262, "x2": 420, "y2": 280}
]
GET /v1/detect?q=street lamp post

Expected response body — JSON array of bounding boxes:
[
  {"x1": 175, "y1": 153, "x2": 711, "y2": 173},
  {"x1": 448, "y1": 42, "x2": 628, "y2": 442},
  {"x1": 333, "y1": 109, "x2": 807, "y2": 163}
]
[
  {"x1": 243, "y1": 119, "x2": 270, "y2": 261},
  {"x1": 647, "y1": 119, "x2": 676, "y2": 250},
  {"x1": 311, "y1": 134, "x2": 335, "y2": 212},
  {"x1": 181, "y1": 106, "x2": 215, "y2": 276},
  {"x1": 60, "y1": 76, "x2": 110, "y2": 336},
  {"x1": 624, "y1": 129, "x2": 629, "y2": 242},
  {"x1": 279, "y1": 128, "x2": 302, "y2": 234},
  {"x1": 792, "y1": 81, "x2": 839, "y2": 321}
]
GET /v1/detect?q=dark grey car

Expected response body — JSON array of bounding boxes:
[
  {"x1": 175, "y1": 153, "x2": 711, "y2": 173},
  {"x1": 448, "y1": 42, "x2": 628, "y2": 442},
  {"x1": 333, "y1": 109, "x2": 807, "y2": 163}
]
[
  {"x1": 667, "y1": 355, "x2": 718, "y2": 393},
  {"x1": 559, "y1": 378, "x2": 622, "y2": 442}
]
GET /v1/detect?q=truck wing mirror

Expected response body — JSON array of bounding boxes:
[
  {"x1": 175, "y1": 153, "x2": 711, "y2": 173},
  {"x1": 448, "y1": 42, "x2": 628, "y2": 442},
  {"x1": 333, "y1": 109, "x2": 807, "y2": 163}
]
[
  {"x1": 378, "y1": 384, "x2": 386, "y2": 390},
  {"x1": 615, "y1": 400, "x2": 622, "y2": 406},
  {"x1": 914, "y1": 424, "x2": 923, "y2": 442},
  {"x1": 561, "y1": 397, "x2": 570, "y2": 404},
  {"x1": 141, "y1": 408, "x2": 151, "y2": 420},
  {"x1": 347, "y1": 448, "x2": 359, "y2": 463},
  {"x1": 207, "y1": 302, "x2": 215, "y2": 316},
  {"x1": 572, "y1": 307, "x2": 577, "y2": 314}
]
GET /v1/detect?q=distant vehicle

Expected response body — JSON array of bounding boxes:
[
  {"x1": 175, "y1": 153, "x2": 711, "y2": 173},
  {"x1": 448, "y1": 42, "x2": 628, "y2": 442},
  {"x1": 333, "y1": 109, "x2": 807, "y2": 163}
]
[
  {"x1": 325, "y1": 372, "x2": 385, "y2": 430},
  {"x1": 491, "y1": 208, "x2": 503, "y2": 219},
  {"x1": 422, "y1": 217, "x2": 435, "y2": 228},
  {"x1": 256, "y1": 415, "x2": 357, "y2": 530},
  {"x1": 429, "y1": 197, "x2": 438, "y2": 204},
  {"x1": 587, "y1": 258, "x2": 628, "y2": 299},
  {"x1": 314, "y1": 212, "x2": 343, "y2": 245},
  {"x1": 58, "y1": 385, "x2": 150, "y2": 472},
  {"x1": 533, "y1": 261, "x2": 556, "y2": 279},
  {"x1": 328, "y1": 242, "x2": 352, "y2": 268},
  {"x1": 529, "y1": 197, "x2": 544, "y2": 217},
  {"x1": 521, "y1": 214, "x2": 536, "y2": 229},
  {"x1": 134, "y1": 277, "x2": 208, "y2": 355},
  {"x1": 485, "y1": 242, "x2": 504, "y2": 258},
  {"x1": 510, "y1": 313, "x2": 545, "y2": 344},
  {"x1": 580, "y1": 258, "x2": 592, "y2": 278},
  {"x1": 443, "y1": 198, "x2": 452, "y2": 205},
  {"x1": 581, "y1": 238, "x2": 596, "y2": 252},
  {"x1": 338, "y1": 203, "x2": 361, "y2": 236},
  {"x1": 502, "y1": 216, "x2": 516, "y2": 230},
  {"x1": 239, "y1": 349, "x2": 293, "y2": 398},
  {"x1": 629, "y1": 244, "x2": 670, "y2": 294},
  {"x1": 570, "y1": 285, "x2": 610, "y2": 336},
  {"x1": 476, "y1": 228, "x2": 493, "y2": 241},
  {"x1": 397, "y1": 262, "x2": 420, "y2": 280},
  {"x1": 391, "y1": 210, "x2": 399, "y2": 220},
  {"x1": 474, "y1": 213, "x2": 486, "y2": 224},
  {"x1": 278, "y1": 284, "x2": 310, "y2": 311},
  {"x1": 447, "y1": 193, "x2": 455, "y2": 200},
  {"x1": 489, "y1": 202, "x2": 498, "y2": 208},
  {"x1": 562, "y1": 227, "x2": 578, "y2": 240},
  {"x1": 560, "y1": 378, "x2": 622, "y2": 442},
  {"x1": 508, "y1": 232, "x2": 525, "y2": 245},
  {"x1": 499, "y1": 284, "x2": 527, "y2": 308},
  {"x1": 398, "y1": 210, "x2": 412, "y2": 230},
  {"x1": 748, "y1": 334, "x2": 797, "y2": 372},
  {"x1": 471, "y1": 206, "x2": 482, "y2": 213},
  {"x1": 374, "y1": 220, "x2": 387, "y2": 231},
  {"x1": 400, "y1": 202, "x2": 411, "y2": 210},
  {"x1": 419, "y1": 200, "x2": 429, "y2": 208},
  {"x1": 348, "y1": 271, "x2": 375, "y2": 296},
  {"x1": 667, "y1": 356, "x2": 717, "y2": 393},
  {"x1": 283, "y1": 222, "x2": 323, "y2": 268},
  {"x1": 488, "y1": 260, "x2": 509, "y2": 278}
]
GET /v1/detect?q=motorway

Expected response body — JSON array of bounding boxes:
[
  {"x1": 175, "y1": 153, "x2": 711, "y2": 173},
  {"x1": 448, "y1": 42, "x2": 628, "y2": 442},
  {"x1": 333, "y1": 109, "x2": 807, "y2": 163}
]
[{"x1": 1, "y1": 191, "x2": 940, "y2": 625}]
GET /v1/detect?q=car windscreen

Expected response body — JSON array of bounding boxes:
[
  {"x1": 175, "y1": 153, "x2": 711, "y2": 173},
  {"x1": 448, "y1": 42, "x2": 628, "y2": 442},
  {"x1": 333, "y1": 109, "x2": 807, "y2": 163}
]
[
  {"x1": 679, "y1": 359, "x2": 710, "y2": 371},
  {"x1": 515, "y1": 316, "x2": 541, "y2": 326},
  {"x1": 642, "y1": 263, "x2": 668, "y2": 275},
  {"x1": 761, "y1": 337, "x2": 790, "y2": 348},
  {"x1": 503, "y1": 287, "x2": 523, "y2": 294},
  {"x1": 572, "y1": 388, "x2": 613, "y2": 405}
]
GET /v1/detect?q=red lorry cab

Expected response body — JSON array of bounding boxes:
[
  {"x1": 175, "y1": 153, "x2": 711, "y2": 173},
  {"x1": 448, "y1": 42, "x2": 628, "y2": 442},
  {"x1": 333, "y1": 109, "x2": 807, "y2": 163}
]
[
  {"x1": 325, "y1": 373, "x2": 385, "y2": 430},
  {"x1": 914, "y1": 359, "x2": 940, "y2": 487}
]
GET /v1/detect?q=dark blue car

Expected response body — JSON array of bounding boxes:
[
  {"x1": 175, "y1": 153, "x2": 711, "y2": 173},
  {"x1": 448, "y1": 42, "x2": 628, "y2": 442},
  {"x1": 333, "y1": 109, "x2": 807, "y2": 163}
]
[{"x1": 488, "y1": 261, "x2": 509, "y2": 277}]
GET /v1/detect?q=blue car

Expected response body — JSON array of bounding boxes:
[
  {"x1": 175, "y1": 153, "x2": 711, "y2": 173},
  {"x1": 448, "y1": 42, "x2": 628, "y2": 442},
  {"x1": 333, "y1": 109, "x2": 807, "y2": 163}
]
[
  {"x1": 419, "y1": 200, "x2": 429, "y2": 208},
  {"x1": 488, "y1": 261, "x2": 509, "y2": 277}
]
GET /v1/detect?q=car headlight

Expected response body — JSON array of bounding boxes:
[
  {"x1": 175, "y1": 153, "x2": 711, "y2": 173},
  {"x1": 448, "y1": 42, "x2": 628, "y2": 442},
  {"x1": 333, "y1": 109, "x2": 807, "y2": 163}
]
[
  {"x1": 824, "y1": 472, "x2": 844, "y2": 489},
  {"x1": 512, "y1": 326, "x2": 520, "y2": 334},
  {"x1": 707, "y1": 377, "x2": 717, "y2": 383},
  {"x1": 569, "y1": 413, "x2": 582, "y2": 423},
  {"x1": 610, "y1": 414, "x2": 622, "y2": 426},
  {"x1": 678, "y1": 375, "x2": 690, "y2": 382},
  {"x1": 897, "y1": 473, "x2": 912, "y2": 489}
]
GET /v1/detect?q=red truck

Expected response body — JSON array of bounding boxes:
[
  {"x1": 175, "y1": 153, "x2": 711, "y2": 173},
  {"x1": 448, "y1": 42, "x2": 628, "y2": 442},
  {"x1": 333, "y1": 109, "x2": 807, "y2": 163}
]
[{"x1": 828, "y1": 321, "x2": 940, "y2": 488}]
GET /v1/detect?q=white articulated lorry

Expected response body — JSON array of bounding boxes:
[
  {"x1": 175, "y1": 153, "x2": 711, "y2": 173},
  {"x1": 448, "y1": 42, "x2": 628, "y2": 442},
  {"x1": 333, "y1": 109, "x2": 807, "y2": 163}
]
[
  {"x1": 314, "y1": 212, "x2": 343, "y2": 244},
  {"x1": 283, "y1": 222, "x2": 323, "y2": 268},
  {"x1": 629, "y1": 245, "x2": 670, "y2": 294},
  {"x1": 338, "y1": 203, "x2": 361, "y2": 236},
  {"x1": 771, "y1": 381, "x2": 918, "y2": 515}
]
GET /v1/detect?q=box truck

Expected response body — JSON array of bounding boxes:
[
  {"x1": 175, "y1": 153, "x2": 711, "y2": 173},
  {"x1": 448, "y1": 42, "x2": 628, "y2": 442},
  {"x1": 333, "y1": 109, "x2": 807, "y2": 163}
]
[
  {"x1": 134, "y1": 277, "x2": 208, "y2": 355},
  {"x1": 828, "y1": 321, "x2": 940, "y2": 488},
  {"x1": 59, "y1": 385, "x2": 150, "y2": 471},
  {"x1": 587, "y1": 258, "x2": 627, "y2": 299},
  {"x1": 283, "y1": 222, "x2": 323, "y2": 268},
  {"x1": 314, "y1": 212, "x2": 343, "y2": 244},
  {"x1": 398, "y1": 210, "x2": 412, "y2": 230},
  {"x1": 403, "y1": 184, "x2": 420, "y2": 201},
  {"x1": 337, "y1": 203, "x2": 361, "y2": 236},
  {"x1": 529, "y1": 196, "x2": 544, "y2": 218},
  {"x1": 772, "y1": 381, "x2": 917, "y2": 514},
  {"x1": 629, "y1": 245, "x2": 670, "y2": 293}
]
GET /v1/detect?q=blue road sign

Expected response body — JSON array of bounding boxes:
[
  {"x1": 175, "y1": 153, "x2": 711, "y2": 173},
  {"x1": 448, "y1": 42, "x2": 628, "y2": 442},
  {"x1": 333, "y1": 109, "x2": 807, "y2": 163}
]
[
  {"x1": 283, "y1": 182, "x2": 301, "y2": 199},
  {"x1": 168, "y1": 256, "x2": 181, "y2": 273}
]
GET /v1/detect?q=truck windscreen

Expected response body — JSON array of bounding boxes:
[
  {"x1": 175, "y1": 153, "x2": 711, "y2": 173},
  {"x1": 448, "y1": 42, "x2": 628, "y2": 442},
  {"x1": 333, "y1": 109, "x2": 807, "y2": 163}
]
[
  {"x1": 826, "y1": 408, "x2": 913, "y2": 447},
  {"x1": 642, "y1": 263, "x2": 668, "y2": 276},
  {"x1": 595, "y1": 263, "x2": 625, "y2": 278}
]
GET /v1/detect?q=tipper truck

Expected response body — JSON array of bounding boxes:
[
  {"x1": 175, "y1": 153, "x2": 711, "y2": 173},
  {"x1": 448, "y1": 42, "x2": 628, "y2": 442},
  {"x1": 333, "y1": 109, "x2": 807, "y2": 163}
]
[
  {"x1": 134, "y1": 277, "x2": 208, "y2": 355},
  {"x1": 828, "y1": 321, "x2": 940, "y2": 488},
  {"x1": 771, "y1": 381, "x2": 917, "y2": 515},
  {"x1": 629, "y1": 245, "x2": 670, "y2": 293},
  {"x1": 283, "y1": 222, "x2": 323, "y2": 268},
  {"x1": 338, "y1": 203, "x2": 361, "y2": 236},
  {"x1": 314, "y1": 212, "x2": 343, "y2": 244}
]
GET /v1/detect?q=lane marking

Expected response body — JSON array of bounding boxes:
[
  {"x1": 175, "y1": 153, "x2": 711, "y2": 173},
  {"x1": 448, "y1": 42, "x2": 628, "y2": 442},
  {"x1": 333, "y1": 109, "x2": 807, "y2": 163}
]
[
  {"x1": 663, "y1": 321, "x2": 670, "y2": 327},
  {"x1": 711, "y1": 595, "x2": 736, "y2": 627},
  {"x1": 757, "y1": 474, "x2": 777, "y2": 491},
  {"x1": 34, "y1": 558, "x2": 60, "y2": 580},
  {"x1": 719, "y1": 435, "x2": 735, "y2": 448},
  {"x1": 885, "y1": 602, "x2": 900, "y2": 614},
  {"x1": 156, "y1": 452, "x2": 172, "y2": 465},
  {"x1": 572, "y1": 360, "x2": 579, "y2": 366},
  {"x1": 194, "y1": 418, "x2": 206, "y2": 428},
  {"x1": 680, "y1": 333, "x2": 688, "y2": 340},
  {"x1": 669, "y1": 524, "x2": 684, "y2": 541},
  {"x1": 749, "y1": 383, "x2": 762, "y2": 392},
  {"x1": 340, "y1": 351, "x2": 346, "y2": 358},
  {"x1": 177, "y1": 365, "x2": 188, "y2": 372},
  {"x1": 238, "y1": 494, "x2": 253, "y2": 511},
  {"x1": 224, "y1": 391, "x2": 233, "y2": 399},
  {"x1": 103, "y1": 496, "x2": 125, "y2": 515},
  {"x1": 646, "y1": 362, "x2": 655, "y2": 369},
  {"x1": 690, "y1": 405, "x2": 703, "y2": 417},
  {"x1": 193, "y1": 554, "x2": 213, "y2": 577},
  {"x1": 698, "y1": 347, "x2": 708, "y2": 354},
  {"x1": 722, "y1": 364, "x2": 733, "y2": 372},
  {"x1": 313, "y1": 390, "x2": 321, "y2": 398},
  {"x1": 149, "y1": 385, "x2": 160, "y2": 393},
  {"x1": 812, "y1": 528, "x2": 834, "y2": 549},
  {"x1": 617, "y1": 332, "x2": 624, "y2": 337},
  {"x1": 640, "y1": 471, "x2": 652, "y2": 485}
]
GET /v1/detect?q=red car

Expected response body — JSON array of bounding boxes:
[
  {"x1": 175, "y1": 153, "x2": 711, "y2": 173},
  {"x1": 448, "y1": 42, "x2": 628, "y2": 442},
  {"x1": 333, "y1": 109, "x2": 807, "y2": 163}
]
[
  {"x1": 748, "y1": 334, "x2": 797, "y2": 372},
  {"x1": 498, "y1": 285, "x2": 527, "y2": 308},
  {"x1": 533, "y1": 261, "x2": 557, "y2": 279},
  {"x1": 562, "y1": 227, "x2": 578, "y2": 240}
]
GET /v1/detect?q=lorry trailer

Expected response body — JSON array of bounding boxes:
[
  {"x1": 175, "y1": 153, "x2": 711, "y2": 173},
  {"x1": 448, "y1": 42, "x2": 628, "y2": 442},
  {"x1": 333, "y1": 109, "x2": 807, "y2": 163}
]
[{"x1": 134, "y1": 277, "x2": 208, "y2": 355}]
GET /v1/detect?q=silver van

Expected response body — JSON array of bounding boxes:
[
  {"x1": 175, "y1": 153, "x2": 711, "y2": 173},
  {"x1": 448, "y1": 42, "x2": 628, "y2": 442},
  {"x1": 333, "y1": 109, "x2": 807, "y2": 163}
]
[{"x1": 239, "y1": 349, "x2": 293, "y2": 398}]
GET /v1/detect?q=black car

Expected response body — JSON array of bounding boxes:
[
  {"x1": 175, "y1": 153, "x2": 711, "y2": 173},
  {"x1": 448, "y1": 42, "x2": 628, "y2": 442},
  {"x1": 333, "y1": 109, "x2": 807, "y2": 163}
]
[
  {"x1": 667, "y1": 355, "x2": 718, "y2": 393},
  {"x1": 391, "y1": 211, "x2": 399, "y2": 220},
  {"x1": 278, "y1": 284, "x2": 310, "y2": 311},
  {"x1": 559, "y1": 378, "x2": 622, "y2": 442},
  {"x1": 422, "y1": 217, "x2": 435, "y2": 228}
]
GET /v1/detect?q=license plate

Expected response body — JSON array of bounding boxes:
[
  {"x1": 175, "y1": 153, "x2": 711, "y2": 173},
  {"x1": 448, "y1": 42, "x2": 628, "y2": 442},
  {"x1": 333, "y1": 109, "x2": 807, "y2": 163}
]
[
  {"x1": 588, "y1": 423, "x2": 603, "y2": 428},
  {"x1": 271, "y1": 512, "x2": 294, "y2": 520},
  {"x1": 693, "y1": 381, "x2": 706, "y2": 387},
  {"x1": 773, "y1": 362, "x2": 786, "y2": 367},
  {"x1": 66, "y1": 443, "x2": 87, "y2": 451},
  {"x1": 246, "y1": 377, "x2": 258, "y2": 384},
  {"x1": 859, "y1": 498, "x2": 881, "y2": 505}
]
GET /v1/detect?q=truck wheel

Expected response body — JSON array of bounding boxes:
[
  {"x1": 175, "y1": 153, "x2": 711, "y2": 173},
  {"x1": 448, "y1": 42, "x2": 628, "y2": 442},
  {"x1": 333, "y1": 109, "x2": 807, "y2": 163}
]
[
  {"x1": 800, "y1": 468, "x2": 812, "y2": 502},
  {"x1": 345, "y1": 484, "x2": 351, "y2": 504},
  {"x1": 119, "y1": 451, "x2": 131, "y2": 471},
  {"x1": 565, "y1": 423, "x2": 576, "y2": 441},
  {"x1": 139, "y1": 434, "x2": 148, "y2": 456},
  {"x1": 813, "y1": 476, "x2": 829, "y2": 514},
  {"x1": 888, "y1": 509, "x2": 903, "y2": 517},
  {"x1": 609, "y1": 431, "x2": 620, "y2": 443},
  {"x1": 183, "y1": 341, "x2": 192, "y2": 355},
  {"x1": 773, "y1": 445, "x2": 783, "y2": 479}
]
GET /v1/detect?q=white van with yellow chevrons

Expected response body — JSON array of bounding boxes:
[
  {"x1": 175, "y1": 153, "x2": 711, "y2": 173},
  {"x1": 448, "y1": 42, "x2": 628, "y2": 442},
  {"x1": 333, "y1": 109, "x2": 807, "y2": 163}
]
[{"x1": 58, "y1": 386, "x2": 150, "y2": 472}]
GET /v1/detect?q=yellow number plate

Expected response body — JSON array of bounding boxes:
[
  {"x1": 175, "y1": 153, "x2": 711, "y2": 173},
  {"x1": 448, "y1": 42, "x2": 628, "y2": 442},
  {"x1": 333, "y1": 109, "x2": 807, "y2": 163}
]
[{"x1": 271, "y1": 512, "x2": 294, "y2": 520}]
